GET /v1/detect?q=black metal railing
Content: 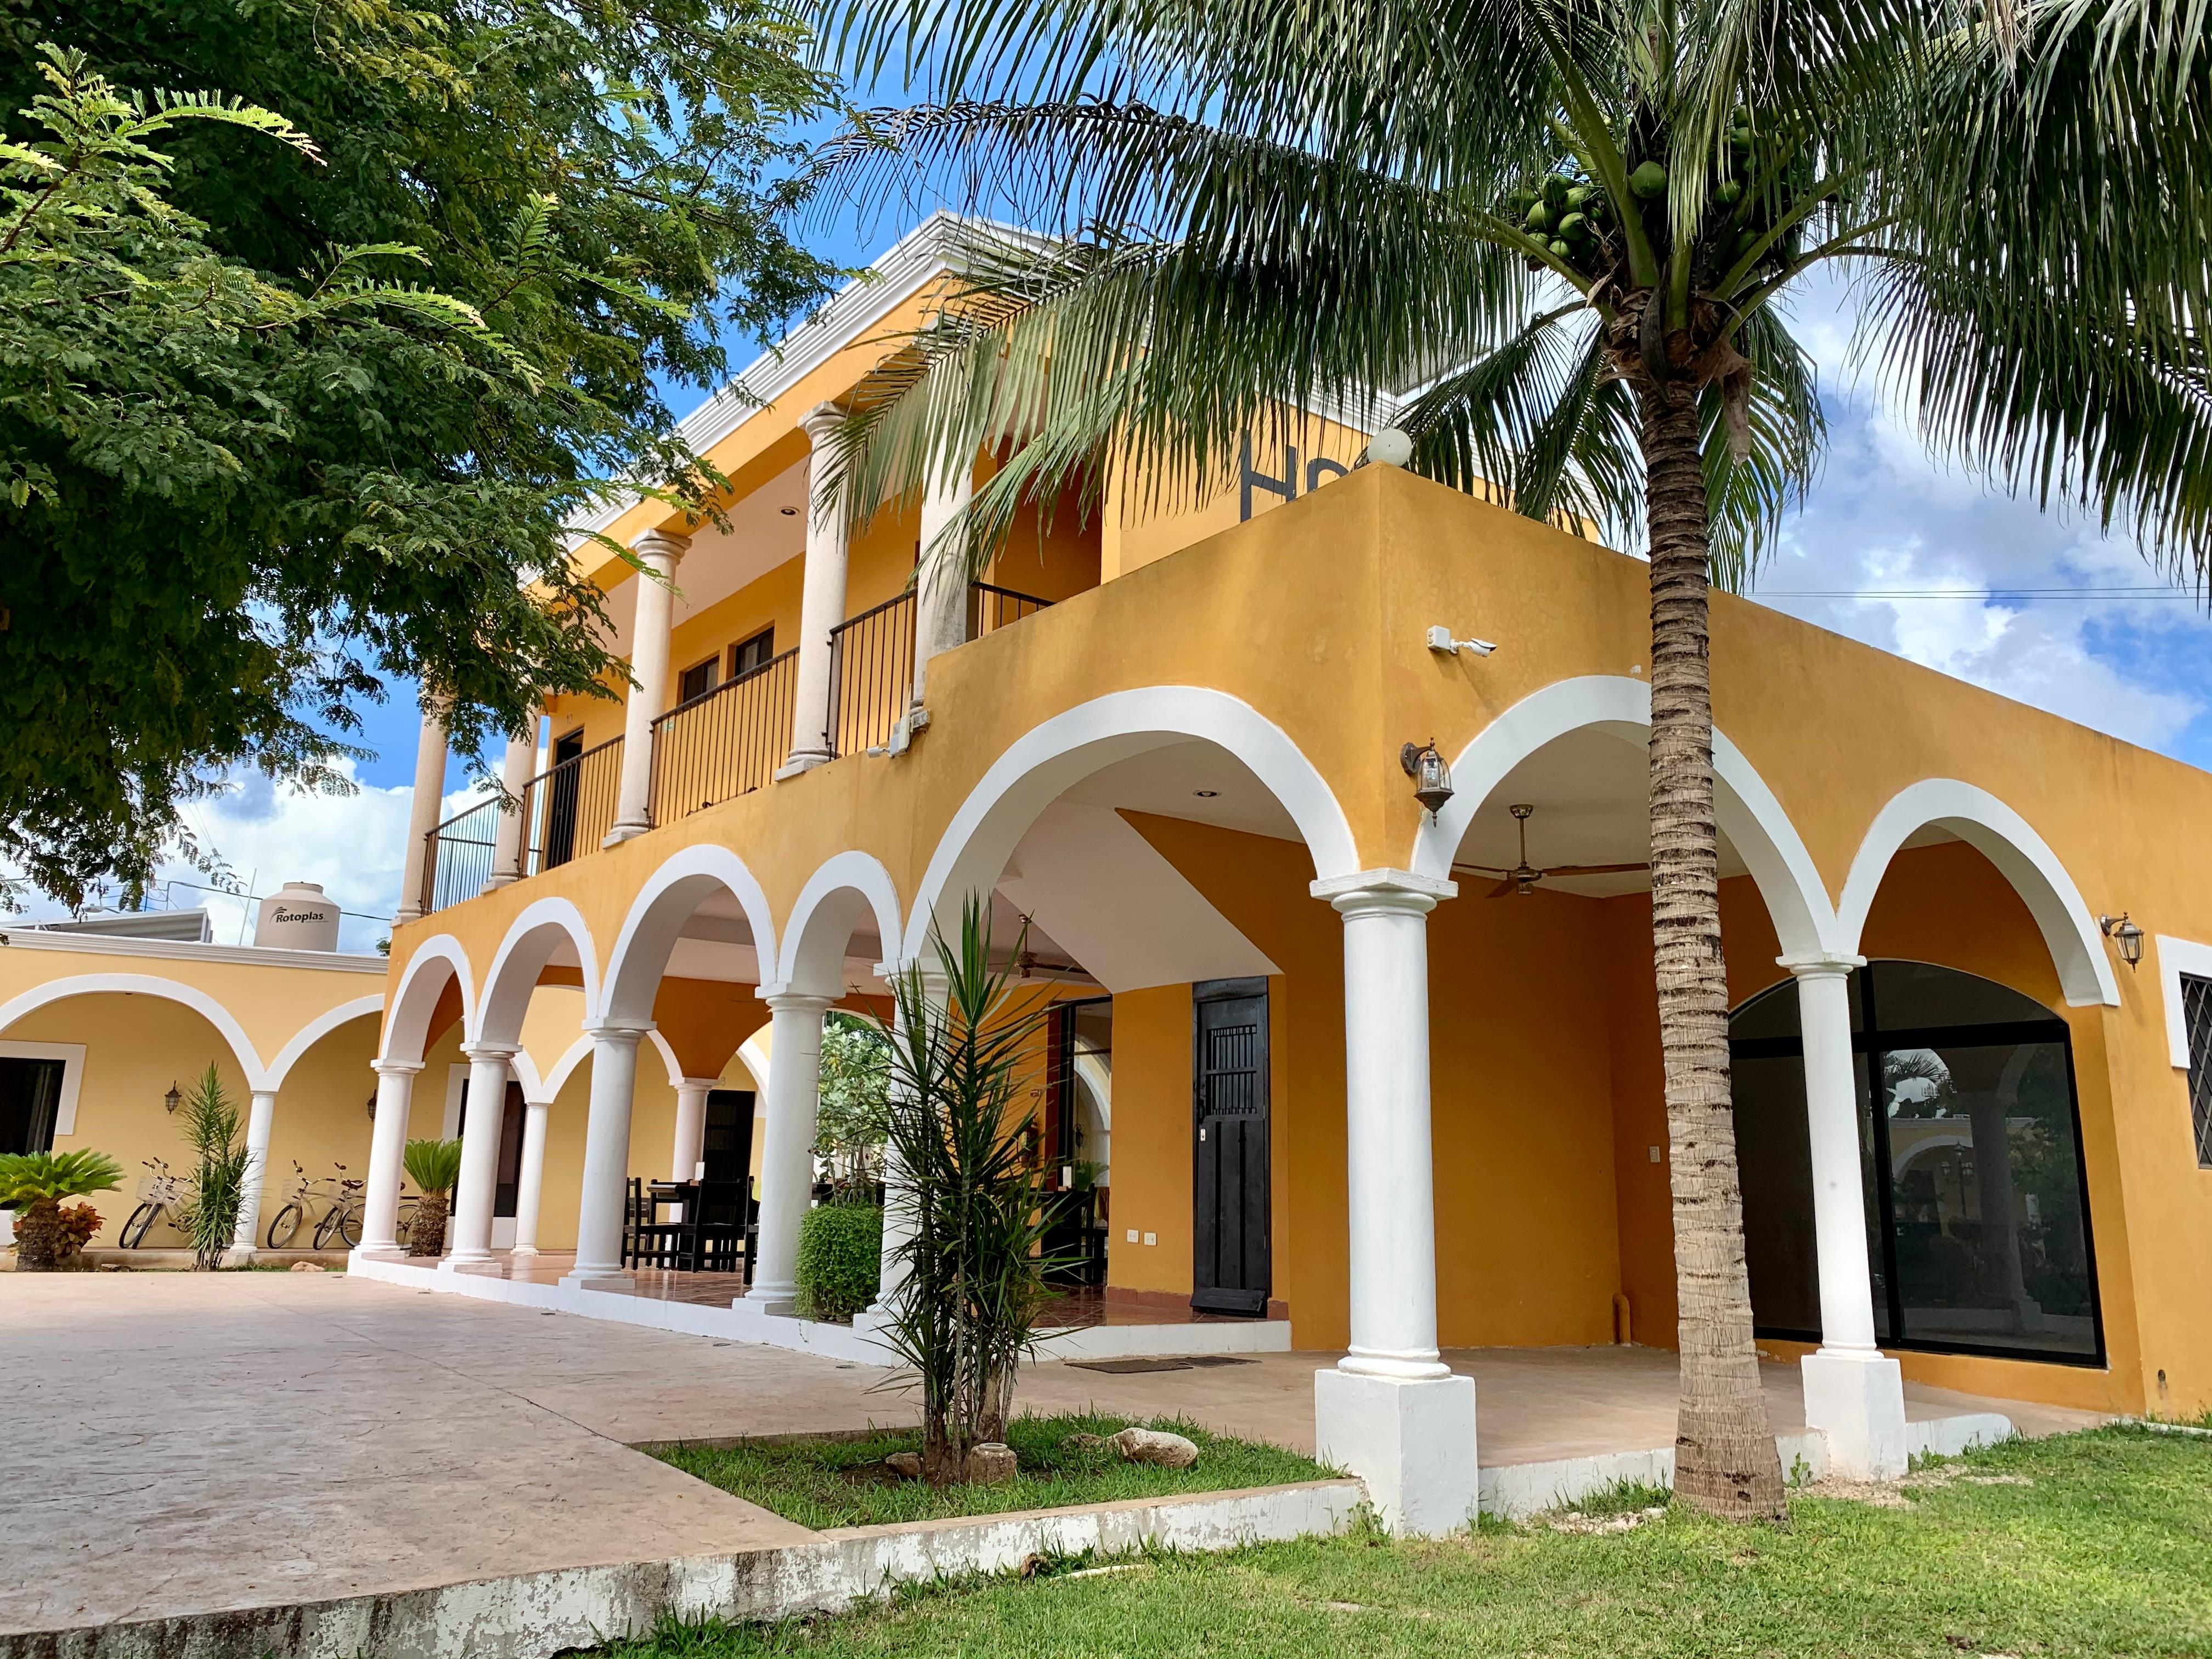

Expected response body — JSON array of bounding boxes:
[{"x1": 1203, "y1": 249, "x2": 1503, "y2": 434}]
[
  {"x1": 969, "y1": 581, "x2": 1053, "y2": 639},
  {"x1": 827, "y1": 590, "x2": 917, "y2": 758},
  {"x1": 421, "y1": 800, "x2": 499, "y2": 915},
  {"x1": 521, "y1": 735, "x2": 624, "y2": 875},
  {"x1": 649, "y1": 647, "x2": 797, "y2": 823}
]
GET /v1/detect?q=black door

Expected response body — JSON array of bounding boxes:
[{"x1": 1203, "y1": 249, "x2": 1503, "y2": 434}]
[
  {"x1": 701, "y1": 1090, "x2": 755, "y2": 1187},
  {"x1": 459, "y1": 1079, "x2": 528, "y2": 1218},
  {"x1": 0, "y1": 1057, "x2": 64, "y2": 1155},
  {"x1": 545, "y1": 728, "x2": 584, "y2": 867},
  {"x1": 1193, "y1": 978, "x2": 1270, "y2": 1315}
]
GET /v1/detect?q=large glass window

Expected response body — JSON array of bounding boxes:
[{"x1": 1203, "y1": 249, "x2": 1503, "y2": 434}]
[{"x1": 1729, "y1": 961, "x2": 2103, "y2": 1365}]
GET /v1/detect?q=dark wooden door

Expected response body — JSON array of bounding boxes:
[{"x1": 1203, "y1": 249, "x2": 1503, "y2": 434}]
[
  {"x1": 545, "y1": 728, "x2": 584, "y2": 867},
  {"x1": 702, "y1": 1090, "x2": 755, "y2": 1187},
  {"x1": 1192, "y1": 978, "x2": 1270, "y2": 1316}
]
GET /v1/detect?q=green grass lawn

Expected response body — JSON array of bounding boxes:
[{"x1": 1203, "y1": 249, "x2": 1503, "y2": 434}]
[
  {"x1": 616, "y1": 1425, "x2": 2212, "y2": 1658},
  {"x1": 651, "y1": 1412, "x2": 1330, "y2": 1530}
]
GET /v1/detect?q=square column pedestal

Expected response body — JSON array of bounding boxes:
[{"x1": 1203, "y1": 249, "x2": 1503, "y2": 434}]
[
  {"x1": 1802, "y1": 1349, "x2": 1909, "y2": 1480},
  {"x1": 1314, "y1": 1368, "x2": 1479, "y2": 1536}
]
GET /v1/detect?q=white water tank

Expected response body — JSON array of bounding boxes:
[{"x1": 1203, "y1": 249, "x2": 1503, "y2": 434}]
[{"x1": 254, "y1": 882, "x2": 341, "y2": 951}]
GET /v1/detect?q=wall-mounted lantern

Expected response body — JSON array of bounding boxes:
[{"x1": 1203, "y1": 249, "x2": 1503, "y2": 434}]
[
  {"x1": 1400, "y1": 739, "x2": 1454, "y2": 816},
  {"x1": 2100, "y1": 912, "x2": 2146, "y2": 968},
  {"x1": 162, "y1": 1081, "x2": 181, "y2": 1115}
]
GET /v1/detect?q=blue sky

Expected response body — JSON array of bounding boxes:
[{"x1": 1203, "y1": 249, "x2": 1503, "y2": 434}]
[{"x1": 30, "y1": 200, "x2": 2211, "y2": 949}]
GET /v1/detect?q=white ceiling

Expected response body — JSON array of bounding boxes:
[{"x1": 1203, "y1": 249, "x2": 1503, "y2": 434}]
[{"x1": 599, "y1": 456, "x2": 812, "y2": 657}]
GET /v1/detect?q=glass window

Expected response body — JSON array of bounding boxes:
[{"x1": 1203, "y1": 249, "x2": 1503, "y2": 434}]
[
  {"x1": 2181, "y1": 973, "x2": 2212, "y2": 1168},
  {"x1": 678, "y1": 656, "x2": 717, "y2": 704},
  {"x1": 730, "y1": 627, "x2": 775, "y2": 679},
  {"x1": 0, "y1": 1057, "x2": 64, "y2": 1156},
  {"x1": 1729, "y1": 960, "x2": 2102, "y2": 1365}
]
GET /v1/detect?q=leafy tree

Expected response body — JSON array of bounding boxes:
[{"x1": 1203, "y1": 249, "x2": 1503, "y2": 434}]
[
  {"x1": 403, "y1": 1136, "x2": 465, "y2": 1256},
  {"x1": 0, "y1": 0, "x2": 837, "y2": 906},
  {"x1": 816, "y1": 1010, "x2": 890, "y2": 1197},
  {"x1": 816, "y1": 0, "x2": 2209, "y2": 1516},
  {"x1": 0, "y1": 1147, "x2": 123, "y2": 1268}
]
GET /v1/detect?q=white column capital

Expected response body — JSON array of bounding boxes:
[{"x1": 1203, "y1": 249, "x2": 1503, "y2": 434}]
[
  {"x1": 757, "y1": 985, "x2": 838, "y2": 1014},
  {"x1": 371, "y1": 1058, "x2": 426, "y2": 1078},
  {"x1": 1778, "y1": 951, "x2": 1866, "y2": 981},
  {"x1": 799, "y1": 400, "x2": 848, "y2": 445},
  {"x1": 676, "y1": 1076, "x2": 721, "y2": 1093},
  {"x1": 631, "y1": 527, "x2": 691, "y2": 568},
  {"x1": 458, "y1": 1041, "x2": 519, "y2": 1064},
  {"x1": 1312, "y1": 868, "x2": 1458, "y2": 916},
  {"x1": 582, "y1": 1019, "x2": 654, "y2": 1048}
]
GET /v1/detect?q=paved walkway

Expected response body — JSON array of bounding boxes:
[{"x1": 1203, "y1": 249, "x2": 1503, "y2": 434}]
[{"x1": 2, "y1": 1272, "x2": 2106, "y2": 1638}]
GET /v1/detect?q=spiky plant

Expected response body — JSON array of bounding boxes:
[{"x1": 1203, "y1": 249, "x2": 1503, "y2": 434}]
[
  {"x1": 402, "y1": 1138, "x2": 465, "y2": 1257},
  {"x1": 0, "y1": 1148, "x2": 122, "y2": 1269},
  {"x1": 815, "y1": 0, "x2": 2210, "y2": 1517},
  {"x1": 168, "y1": 1065, "x2": 250, "y2": 1270}
]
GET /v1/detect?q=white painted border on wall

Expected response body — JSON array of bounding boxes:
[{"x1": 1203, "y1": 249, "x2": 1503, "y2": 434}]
[
  {"x1": 0, "y1": 1039, "x2": 86, "y2": 1136},
  {"x1": 2154, "y1": 935, "x2": 2212, "y2": 1070}
]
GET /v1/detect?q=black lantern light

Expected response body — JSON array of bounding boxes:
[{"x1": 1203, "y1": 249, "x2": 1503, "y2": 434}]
[
  {"x1": 1400, "y1": 738, "x2": 1454, "y2": 816},
  {"x1": 2100, "y1": 912, "x2": 2146, "y2": 968},
  {"x1": 162, "y1": 1081, "x2": 181, "y2": 1114}
]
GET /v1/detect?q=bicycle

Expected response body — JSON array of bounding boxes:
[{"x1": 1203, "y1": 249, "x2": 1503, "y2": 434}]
[
  {"x1": 118, "y1": 1159, "x2": 186, "y2": 1249},
  {"x1": 266, "y1": 1163, "x2": 364, "y2": 1250}
]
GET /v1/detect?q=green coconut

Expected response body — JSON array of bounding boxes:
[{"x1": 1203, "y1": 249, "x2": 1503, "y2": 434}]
[
  {"x1": 1549, "y1": 237, "x2": 1572, "y2": 258},
  {"x1": 1558, "y1": 211, "x2": 1588, "y2": 238},
  {"x1": 1716, "y1": 178, "x2": 1744, "y2": 206},
  {"x1": 1628, "y1": 160, "x2": 1668, "y2": 199},
  {"x1": 1525, "y1": 200, "x2": 1554, "y2": 232}
]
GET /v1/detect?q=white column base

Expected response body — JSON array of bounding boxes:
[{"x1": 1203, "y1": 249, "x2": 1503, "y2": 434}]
[
  {"x1": 559, "y1": 1268, "x2": 636, "y2": 1294},
  {"x1": 738, "y1": 1285, "x2": 799, "y2": 1317},
  {"x1": 439, "y1": 1255, "x2": 506, "y2": 1279},
  {"x1": 1314, "y1": 1367, "x2": 1479, "y2": 1537},
  {"x1": 1801, "y1": 1349, "x2": 1908, "y2": 1480},
  {"x1": 219, "y1": 1246, "x2": 257, "y2": 1269},
  {"x1": 351, "y1": 1244, "x2": 407, "y2": 1265},
  {"x1": 600, "y1": 821, "x2": 649, "y2": 848},
  {"x1": 775, "y1": 753, "x2": 829, "y2": 780}
]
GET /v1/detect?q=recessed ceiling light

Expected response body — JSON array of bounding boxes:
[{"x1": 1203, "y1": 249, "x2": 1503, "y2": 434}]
[
  {"x1": 1193, "y1": 789, "x2": 1219, "y2": 798},
  {"x1": 780, "y1": 505, "x2": 798, "y2": 516}
]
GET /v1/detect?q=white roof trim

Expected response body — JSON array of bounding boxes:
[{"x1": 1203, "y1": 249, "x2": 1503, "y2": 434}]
[{"x1": 0, "y1": 929, "x2": 388, "y2": 975}]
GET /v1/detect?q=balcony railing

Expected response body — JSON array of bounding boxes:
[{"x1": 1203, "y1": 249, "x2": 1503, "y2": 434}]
[
  {"x1": 421, "y1": 799, "x2": 499, "y2": 915},
  {"x1": 970, "y1": 581, "x2": 1053, "y2": 637},
  {"x1": 524, "y1": 735, "x2": 624, "y2": 876},
  {"x1": 650, "y1": 647, "x2": 797, "y2": 824},
  {"x1": 827, "y1": 591, "x2": 918, "y2": 758}
]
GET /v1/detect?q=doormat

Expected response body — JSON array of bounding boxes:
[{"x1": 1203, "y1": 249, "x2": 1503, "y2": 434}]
[{"x1": 1064, "y1": 1355, "x2": 1260, "y2": 1375}]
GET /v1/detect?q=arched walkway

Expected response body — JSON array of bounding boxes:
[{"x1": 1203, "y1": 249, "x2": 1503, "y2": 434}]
[
  {"x1": 0, "y1": 974, "x2": 269, "y2": 1090},
  {"x1": 1837, "y1": 780, "x2": 2119, "y2": 1008},
  {"x1": 600, "y1": 845, "x2": 778, "y2": 1025},
  {"x1": 475, "y1": 899, "x2": 602, "y2": 1048}
]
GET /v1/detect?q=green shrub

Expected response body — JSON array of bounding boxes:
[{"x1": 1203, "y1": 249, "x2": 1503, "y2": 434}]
[{"x1": 795, "y1": 1200, "x2": 882, "y2": 1322}]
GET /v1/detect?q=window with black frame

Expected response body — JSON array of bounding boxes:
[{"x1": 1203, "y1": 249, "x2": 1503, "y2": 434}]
[{"x1": 1729, "y1": 960, "x2": 2102, "y2": 1365}]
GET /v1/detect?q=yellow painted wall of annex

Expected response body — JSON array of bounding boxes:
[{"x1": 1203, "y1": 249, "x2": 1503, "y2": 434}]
[{"x1": 388, "y1": 464, "x2": 2212, "y2": 1420}]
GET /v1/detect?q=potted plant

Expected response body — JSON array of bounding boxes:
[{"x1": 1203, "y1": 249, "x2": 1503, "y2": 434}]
[
  {"x1": 0, "y1": 1149, "x2": 123, "y2": 1270},
  {"x1": 403, "y1": 1138, "x2": 464, "y2": 1256}
]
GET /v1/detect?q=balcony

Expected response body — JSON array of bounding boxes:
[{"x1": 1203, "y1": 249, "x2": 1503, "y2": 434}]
[{"x1": 417, "y1": 583, "x2": 1053, "y2": 914}]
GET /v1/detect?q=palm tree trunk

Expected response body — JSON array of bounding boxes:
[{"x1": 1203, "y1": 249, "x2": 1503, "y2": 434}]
[{"x1": 1639, "y1": 381, "x2": 1787, "y2": 1522}]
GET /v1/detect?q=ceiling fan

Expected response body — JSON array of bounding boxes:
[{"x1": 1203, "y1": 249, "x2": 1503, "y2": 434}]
[{"x1": 1456, "y1": 804, "x2": 1650, "y2": 898}]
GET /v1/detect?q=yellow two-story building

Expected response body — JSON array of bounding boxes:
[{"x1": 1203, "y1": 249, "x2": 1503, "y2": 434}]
[{"x1": 347, "y1": 213, "x2": 2212, "y2": 1533}]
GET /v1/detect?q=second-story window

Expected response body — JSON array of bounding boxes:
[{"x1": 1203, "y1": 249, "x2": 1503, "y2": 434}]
[
  {"x1": 678, "y1": 656, "x2": 718, "y2": 704},
  {"x1": 729, "y1": 627, "x2": 775, "y2": 680}
]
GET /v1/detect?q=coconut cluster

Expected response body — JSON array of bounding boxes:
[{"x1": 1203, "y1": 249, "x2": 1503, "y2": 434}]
[{"x1": 1504, "y1": 110, "x2": 1808, "y2": 288}]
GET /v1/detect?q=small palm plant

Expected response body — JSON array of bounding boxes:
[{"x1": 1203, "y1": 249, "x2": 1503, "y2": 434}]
[
  {"x1": 878, "y1": 899, "x2": 1075, "y2": 1485},
  {"x1": 172, "y1": 1065, "x2": 249, "y2": 1270},
  {"x1": 0, "y1": 1148, "x2": 123, "y2": 1269},
  {"x1": 403, "y1": 1138, "x2": 465, "y2": 1257}
]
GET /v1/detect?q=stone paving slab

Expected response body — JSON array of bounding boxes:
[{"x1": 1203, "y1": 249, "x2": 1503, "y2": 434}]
[{"x1": 0, "y1": 1274, "x2": 859, "y2": 1635}]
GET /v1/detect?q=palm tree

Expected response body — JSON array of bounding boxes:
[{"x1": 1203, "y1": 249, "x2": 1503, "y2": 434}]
[
  {"x1": 0, "y1": 1148, "x2": 123, "y2": 1269},
  {"x1": 813, "y1": 0, "x2": 2209, "y2": 1517},
  {"x1": 403, "y1": 1138, "x2": 465, "y2": 1257}
]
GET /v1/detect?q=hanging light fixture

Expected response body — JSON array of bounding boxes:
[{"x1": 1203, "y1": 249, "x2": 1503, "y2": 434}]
[
  {"x1": 163, "y1": 1081, "x2": 181, "y2": 1115},
  {"x1": 1400, "y1": 739, "x2": 1454, "y2": 816},
  {"x1": 2100, "y1": 912, "x2": 2146, "y2": 968}
]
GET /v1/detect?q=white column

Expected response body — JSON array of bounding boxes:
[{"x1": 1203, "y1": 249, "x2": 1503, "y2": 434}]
[
  {"x1": 605, "y1": 530, "x2": 689, "y2": 845},
  {"x1": 742, "y1": 989, "x2": 831, "y2": 1310},
  {"x1": 443, "y1": 1042, "x2": 516, "y2": 1275},
  {"x1": 911, "y1": 453, "x2": 974, "y2": 710},
  {"x1": 780, "y1": 403, "x2": 851, "y2": 775},
  {"x1": 1783, "y1": 951, "x2": 1908, "y2": 1479},
  {"x1": 484, "y1": 726, "x2": 539, "y2": 890},
  {"x1": 225, "y1": 1088, "x2": 280, "y2": 1260},
  {"x1": 1308, "y1": 870, "x2": 1477, "y2": 1537},
  {"x1": 511, "y1": 1099, "x2": 551, "y2": 1255},
  {"x1": 672, "y1": 1077, "x2": 715, "y2": 1181},
  {"x1": 561, "y1": 1020, "x2": 651, "y2": 1291},
  {"x1": 393, "y1": 699, "x2": 449, "y2": 925},
  {"x1": 357, "y1": 1060, "x2": 423, "y2": 1257}
]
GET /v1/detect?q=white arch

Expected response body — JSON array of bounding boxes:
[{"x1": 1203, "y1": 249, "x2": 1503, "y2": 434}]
[
  {"x1": 380, "y1": 934, "x2": 475, "y2": 1065},
  {"x1": 0, "y1": 973, "x2": 272, "y2": 1091},
  {"x1": 736, "y1": 1028, "x2": 772, "y2": 1098},
  {"x1": 264, "y1": 996, "x2": 386, "y2": 1090},
  {"x1": 1408, "y1": 675, "x2": 1835, "y2": 956},
  {"x1": 776, "y1": 851, "x2": 905, "y2": 995},
  {"x1": 533, "y1": 1035, "x2": 595, "y2": 1104},
  {"x1": 1836, "y1": 779, "x2": 2119, "y2": 1008},
  {"x1": 475, "y1": 898, "x2": 601, "y2": 1047},
  {"x1": 904, "y1": 686, "x2": 1360, "y2": 961},
  {"x1": 600, "y1": 843, "x2": 779, "y2": 1025},
  {"x1": 646, "y1": 1029, "x2": 685, "y2": 1090}
]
